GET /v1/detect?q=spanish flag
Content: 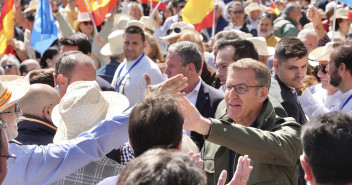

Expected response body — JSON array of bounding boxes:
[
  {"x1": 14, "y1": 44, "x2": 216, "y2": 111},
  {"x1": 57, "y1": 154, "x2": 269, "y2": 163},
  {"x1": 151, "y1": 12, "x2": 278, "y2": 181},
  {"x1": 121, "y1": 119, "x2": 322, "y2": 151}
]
[
  {"x1": 0, "y1": 0, "x2": 14, "y2": 55},
  {"x1": 269, "y1": 2, "x2": 280, "y2": 15},
  {"x1": 182, "y1": 0, "x2": 214, "y2": 32},
  {"x1": 77, "y1": 0, "x2": 118, "y2": 26},
  {"x1": 139, "y1": 0, "x2": 166, "y2": 10}
]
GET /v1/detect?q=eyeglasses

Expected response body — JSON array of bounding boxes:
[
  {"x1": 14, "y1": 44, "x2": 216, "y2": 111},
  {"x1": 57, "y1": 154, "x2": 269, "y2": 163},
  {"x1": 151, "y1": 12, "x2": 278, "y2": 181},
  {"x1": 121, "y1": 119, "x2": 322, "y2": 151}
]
[
  {"x1": 317, "y1": 65, "x2": 327, "y2": 74},
  {"x1": 231, "y1": 10, "x2": 244, "y2": 14},
  {"x1": 0, "y1": 103, "x2": 21, "y2": 118},
  {"x1": 225, "y1": 84, "x2": 263, "y2": 94},
  {"x1": 0, "y1": 154, "x2": 16, "y2": 168},
  {"x1": 1, "y1": 64, "x2": 12, "y2": 69},
  {"x1": 82, "y1": 21, "x2": 93, "y2": 26},
  {"x1": 167, "y1": 27, "x2": 181, "y2": 35}
]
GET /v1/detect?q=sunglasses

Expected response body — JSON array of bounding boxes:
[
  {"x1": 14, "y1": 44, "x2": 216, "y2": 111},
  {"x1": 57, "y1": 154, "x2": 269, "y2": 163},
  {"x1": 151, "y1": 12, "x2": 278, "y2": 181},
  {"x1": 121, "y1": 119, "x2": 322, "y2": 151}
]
[
  {"x1": 1, "y1": 64, "x2": 12, "y2": 69},
  {"x1": 231, "y1": 10, "x2": 244, "y2": 14},
  {"x1": 0, "y1": 103, "x2": 21, "y2": 118},
  {"x1": 317, "y1": 65, "x2": 327, "y2": 74},
  {"x1": 82, "y1": 21, "x2": 93, "y2": 26},
  {"x1": 167, "y1": 27, "x2": 181, "y2": 35}
]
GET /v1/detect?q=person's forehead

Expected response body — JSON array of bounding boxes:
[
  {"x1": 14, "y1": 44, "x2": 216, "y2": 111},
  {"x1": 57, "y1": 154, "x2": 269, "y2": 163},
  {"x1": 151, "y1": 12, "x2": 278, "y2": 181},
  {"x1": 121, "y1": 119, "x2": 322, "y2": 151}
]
[
  {"x1": 227, "y1": 69, "x2": 256, "y2": 84},
  {"x1": 233, "y1": 5, "x2": 243, "y2": 10},
  {"x1": 166, "y1": 52, "x2": 182, "y2": 63},
  {"x1": 124, "y1": 33, "x2": 143, "y2": 41},
  {"x1": 217, "y1": 46, "x2": 235, "y2": 58}
]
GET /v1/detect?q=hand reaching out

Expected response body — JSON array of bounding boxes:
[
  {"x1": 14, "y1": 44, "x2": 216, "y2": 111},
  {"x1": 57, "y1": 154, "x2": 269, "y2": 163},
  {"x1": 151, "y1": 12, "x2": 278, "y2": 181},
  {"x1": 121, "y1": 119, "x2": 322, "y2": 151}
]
[
  {"x1": 144, "y1": 73, "x2": 188, "y2": 98},
  {"x1": 217, "y1": 155, "x2": 253, "y2": 185}
]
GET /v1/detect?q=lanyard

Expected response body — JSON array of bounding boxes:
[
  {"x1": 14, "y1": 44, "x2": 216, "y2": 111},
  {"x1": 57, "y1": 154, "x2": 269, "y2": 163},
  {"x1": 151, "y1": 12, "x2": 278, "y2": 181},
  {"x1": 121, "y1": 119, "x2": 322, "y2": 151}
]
[
  {"x1": 341, "y1": 94, "x2": 352, "y2": 110},
  {"x1": 115, "y1": 53, "x2": 145, "y2": 91}
]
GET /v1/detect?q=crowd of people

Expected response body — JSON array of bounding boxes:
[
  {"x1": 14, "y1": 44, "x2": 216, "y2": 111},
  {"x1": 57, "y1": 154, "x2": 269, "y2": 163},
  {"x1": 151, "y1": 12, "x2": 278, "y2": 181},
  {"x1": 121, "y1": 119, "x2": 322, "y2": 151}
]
[{"x1": 0, "y1": 0, "x2": 352, "y2": 184}]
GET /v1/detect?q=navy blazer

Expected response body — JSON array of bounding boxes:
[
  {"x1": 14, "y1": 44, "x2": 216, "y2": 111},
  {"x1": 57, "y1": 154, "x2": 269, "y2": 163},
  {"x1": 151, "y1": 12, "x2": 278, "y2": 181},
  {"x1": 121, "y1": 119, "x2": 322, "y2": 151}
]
[{"x1": 269, "y1": 75, "x2": 307, "y2": 125}]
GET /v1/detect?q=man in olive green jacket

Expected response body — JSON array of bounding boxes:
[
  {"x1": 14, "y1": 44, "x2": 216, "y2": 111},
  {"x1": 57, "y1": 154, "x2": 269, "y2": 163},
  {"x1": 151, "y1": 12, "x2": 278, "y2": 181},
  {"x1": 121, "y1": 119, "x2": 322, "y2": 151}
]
[{"x1": 181, "y1": 59, "x2": 302, "y2": 185}]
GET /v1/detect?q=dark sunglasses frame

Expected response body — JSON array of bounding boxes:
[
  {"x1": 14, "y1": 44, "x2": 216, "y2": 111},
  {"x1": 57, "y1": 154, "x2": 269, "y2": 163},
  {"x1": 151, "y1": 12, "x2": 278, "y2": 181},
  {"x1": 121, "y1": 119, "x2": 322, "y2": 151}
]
[
  {"x1": 82, "y1": 21, "x2": 93, "y2": 26},
  {"x1": 1, "y1": 64, "x2": 12, "y2": 69},
  {"x1": 317, "y1": 65, "x2": 327, "y2": 74},
  {"x1": 167, "y1": 27, "x2": 181, "y2": 35}
]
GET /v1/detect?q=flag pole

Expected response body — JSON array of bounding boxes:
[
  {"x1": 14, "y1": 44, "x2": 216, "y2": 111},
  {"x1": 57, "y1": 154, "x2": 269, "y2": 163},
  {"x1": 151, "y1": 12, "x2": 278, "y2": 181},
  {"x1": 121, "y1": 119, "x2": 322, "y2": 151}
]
[
  {"x1": 211, "y1": 0, "x2": 216, "y2": 38},
  {"x1": 83, "y1": 0, "x2": 98, "y2": 35},
  {"x1": 150, "y1": 0, "x2": 162, "y2": 17},
  {"x1": 41, "y1": 35, "x2": 43, "y2": 57},
  {"x1": 331, "y1": 0, "x2": 338, "y2": 41}
]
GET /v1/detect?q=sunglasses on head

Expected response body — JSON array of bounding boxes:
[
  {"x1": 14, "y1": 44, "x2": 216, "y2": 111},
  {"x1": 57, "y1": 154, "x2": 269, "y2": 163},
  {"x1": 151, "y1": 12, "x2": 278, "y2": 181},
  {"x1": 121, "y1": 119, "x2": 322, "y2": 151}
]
[
  {"x1": 1, "y1": 64, "x2": 12, "y2": 69},
  {"x1": 167, "y1": 27, "x2": 181, "y2": 35},
  {"x1": 82, "y1": 21, "x2": 93, "y2": 26},
  {"x1": 317, "y1": 65, "x2": 327, "y2": 74}
]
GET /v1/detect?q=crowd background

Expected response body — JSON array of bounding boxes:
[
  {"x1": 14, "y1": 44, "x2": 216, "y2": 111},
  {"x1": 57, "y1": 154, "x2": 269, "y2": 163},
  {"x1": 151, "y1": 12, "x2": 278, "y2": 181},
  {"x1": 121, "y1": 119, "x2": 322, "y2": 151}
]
[{"x1": 0, "y1": 0, "x2": 352, "y2": 184}]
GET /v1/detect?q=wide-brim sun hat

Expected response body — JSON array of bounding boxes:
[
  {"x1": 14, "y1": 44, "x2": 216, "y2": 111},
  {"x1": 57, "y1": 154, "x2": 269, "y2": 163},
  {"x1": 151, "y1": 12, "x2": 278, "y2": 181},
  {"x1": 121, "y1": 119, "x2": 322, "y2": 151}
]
[
  {"x1": 126, "y1": 20, "x2": 145, "y2": 30},
  {"x1": 52, "y1": 81, "x2": 129, "y2": 143},
  {"x1": 160, "y1": 22, "x2": 199, "y2": 44},
  {"x1": 140, "y1": 16, "x2": 156, "y2": 32},
  {"x1": 113, "y1": 14, "x2": 131, "y2": 30},
  {"x1": 101, "y1": 30, "x2": 125, "y2": 56},
  {"x1": 245, "y1": 3, "x2": 261, "y2": 15},
  {"x1": 308, "y1": 41, "x2": 334, "y2": 66},
  {"x1": 247, "y1": 37, "x2": 275, "y2": 56},
  {"x1": 24, "y1": 0, "x2": 38, "y2": 13},
  {"x1": 73, "y1": 12, "x2": 93, "y2": 32},
  {"x1": 0, "y1": 75, "x2": 30, "y2": 113}
]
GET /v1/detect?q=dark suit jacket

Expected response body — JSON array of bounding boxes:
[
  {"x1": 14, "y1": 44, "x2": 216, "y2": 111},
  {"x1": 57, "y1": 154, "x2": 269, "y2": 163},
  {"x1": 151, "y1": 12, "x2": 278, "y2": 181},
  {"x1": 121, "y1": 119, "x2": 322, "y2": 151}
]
[
  {"x1": 269, "y1": 75, "x2": 307, "y2": 125},
  {"x1": 191, "y1": 80, "x2": 224, "y2": 149}
]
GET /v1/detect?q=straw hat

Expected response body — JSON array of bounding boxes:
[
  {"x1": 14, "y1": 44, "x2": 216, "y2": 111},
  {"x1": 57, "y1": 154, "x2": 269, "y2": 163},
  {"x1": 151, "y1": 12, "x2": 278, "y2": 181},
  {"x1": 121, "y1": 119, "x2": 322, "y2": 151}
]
[
  {"x1": 113, "y1": 14, "x2": 131, "y2": 30},
  {"x1": 126, "y1": 20, "x2": 145, "y2": 30},
  {"x1": 101, "y1": 30, "x2": 124, "y2": 56},
  {"x1": 247, "y1": 37, "x2": 275, "y2": 56},
  {"x1": 233, "y1": 30, "x2": 253, "y2": 39},
  {"x1": 327, "y1": 31, "x2": 344, "y2": 41},
  {"x1": 0, "y1": 75, "x2": 30, "y2": 113},
  {"x1": 335, "y1": 8, "x2": 350, "y2": 19},
  {"x1": 73, "y1": 12, "x2": 92, "y2": 32},
  {"x1": 160, "y1": 22, "x2": 199, "y2": 44},
  {"x1": 52, "y1": 81, "x2": 129, "y2": 143},
  {"x1": 140, "y1": 16, "x2": 156, "y2": 32},
  {"x1": 308, "y1": 42, "x2": 334, "y2": 66},
  {"x1": 24, "y1": 0, "x2": 38, "y2": 13},
  {"x1": 245, "y1": 3, "x2": 261, "y2": 15}
]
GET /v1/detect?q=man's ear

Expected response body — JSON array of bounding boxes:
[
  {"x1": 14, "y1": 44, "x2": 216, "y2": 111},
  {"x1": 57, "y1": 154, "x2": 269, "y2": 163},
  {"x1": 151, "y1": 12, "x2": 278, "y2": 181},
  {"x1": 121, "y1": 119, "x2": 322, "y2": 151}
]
[
  {"x1": 57, "y1": 74, "x2": 68, "y2": 86},
  {"x1": 300, "y1": 155, "x2": 314, "y2": 182},
  {"x1": 259, "y1": 87, "x2": 269, "y2": 103},
  {"x1": 338, "y1": 63, "x2": 346, "y2": 75},
  {"x1": 273, "y1": 59, "x2": 278, "y2": 68},
  {"x1": 43, "y1": 104, "x2": 53, "y2": 122},
  {"x1": 53, "y1": 73, "x2": 58, "y2": 86}
]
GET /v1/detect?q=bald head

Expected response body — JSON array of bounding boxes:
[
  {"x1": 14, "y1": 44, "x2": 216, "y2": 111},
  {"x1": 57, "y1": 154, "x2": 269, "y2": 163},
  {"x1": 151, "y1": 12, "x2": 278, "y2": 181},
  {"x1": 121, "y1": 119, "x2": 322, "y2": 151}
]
[
  {"x1": 20, "y1": 59, "x2": 41, "y2": 76},
  {"x1": 19, "y1": 84, "x2": 60, "y2": 121}
]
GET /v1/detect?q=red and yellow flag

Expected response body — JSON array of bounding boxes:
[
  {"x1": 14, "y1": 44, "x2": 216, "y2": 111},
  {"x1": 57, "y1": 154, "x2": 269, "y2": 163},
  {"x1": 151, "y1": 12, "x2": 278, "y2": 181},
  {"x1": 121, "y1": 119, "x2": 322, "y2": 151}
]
[
  {"x1": 138, "y1": 0, "x2": 166, "y2": 10},
  {"x1": 0, "y1": 0, "x2": 14, "y2": 55},
  {"x1": 269, "y1": 2, "x2": 280, "y2": 15},
  {"x1": 182, "y1": 0, "x2": 214, "y2": 32},
  {"x1": 77, "y1": 0, "x2": 118, "y2": 26}
]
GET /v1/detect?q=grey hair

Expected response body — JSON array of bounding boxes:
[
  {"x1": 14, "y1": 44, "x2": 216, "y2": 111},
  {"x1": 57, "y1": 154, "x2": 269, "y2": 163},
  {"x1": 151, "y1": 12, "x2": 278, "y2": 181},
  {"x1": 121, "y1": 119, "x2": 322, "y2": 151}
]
[
  {"x1": 284, "y1": 2, "x2": 300, "y2": 16},
  {"x1": 168, "y1": 41, "x2": 203, "y2": 73},
  {"x1": 216, "y1": 0, "x2": 226, "y2": 16},
  {"x1": 229, "y1": 58, "x2": 271, "y2": 90},
  {"x1": 0, "y1": 67, "x2": 3, "y2": 75},
  {"x1": 57, "y1": 52, "x2": 95, "y2": 79},
  {"x1": 0, "y1": 54, "x2": 20, "y2": 74}
]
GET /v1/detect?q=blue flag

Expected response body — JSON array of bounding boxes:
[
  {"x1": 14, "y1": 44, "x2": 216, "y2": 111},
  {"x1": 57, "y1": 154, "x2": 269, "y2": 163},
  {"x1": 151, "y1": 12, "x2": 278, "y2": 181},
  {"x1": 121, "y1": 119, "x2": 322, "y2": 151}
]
[
  {"x1": 30, "y1": 0, "x2": 57, "y2": 54},
  {"x1": 340, "y1": 0, "x2": 352, "y2": 8}
]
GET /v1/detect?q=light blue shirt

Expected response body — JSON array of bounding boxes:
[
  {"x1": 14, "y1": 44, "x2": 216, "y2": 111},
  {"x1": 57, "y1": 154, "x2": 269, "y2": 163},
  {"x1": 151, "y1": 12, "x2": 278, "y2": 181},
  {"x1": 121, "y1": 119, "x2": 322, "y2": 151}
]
[{"x1": 4, "y1": 112, "x2": 130, "y2": 185}]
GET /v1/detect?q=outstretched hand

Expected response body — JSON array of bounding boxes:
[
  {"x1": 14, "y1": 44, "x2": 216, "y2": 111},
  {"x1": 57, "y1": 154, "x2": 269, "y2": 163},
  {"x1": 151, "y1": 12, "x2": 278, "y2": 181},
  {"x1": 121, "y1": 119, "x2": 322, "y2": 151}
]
[
  {"x1": 144, "y1": 73, "x2": 188, "y2": 98},
  {"x1": 217, "y1": 155, "x2": 253, "y2": 185}
]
